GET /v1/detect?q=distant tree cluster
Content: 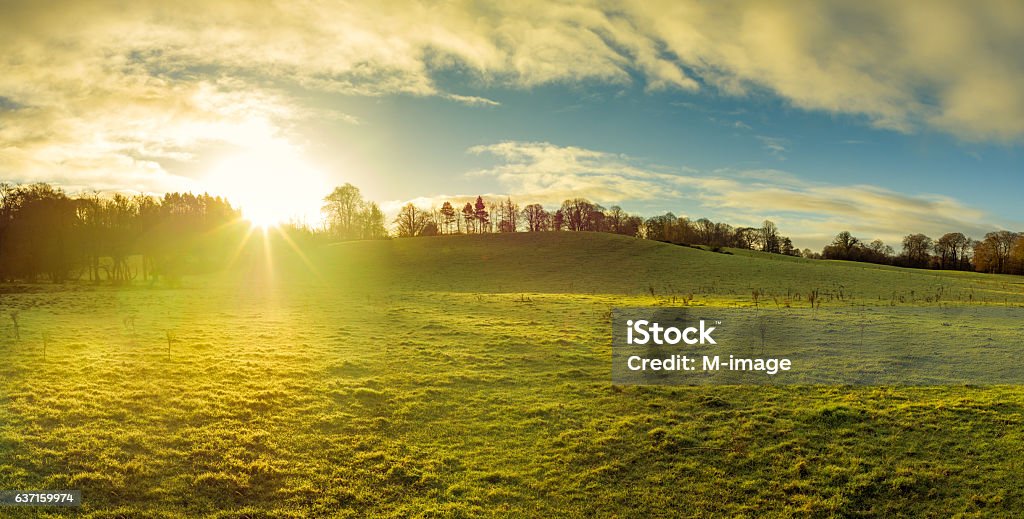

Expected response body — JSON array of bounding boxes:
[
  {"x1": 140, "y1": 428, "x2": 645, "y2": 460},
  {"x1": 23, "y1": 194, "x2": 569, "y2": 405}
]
[
  {"x1": 814, "y1": 230, "x2": 1024, "y2": 275},
  {"x1": 390, "y1": 193, "x2": 1024, "y2": 277},
  {"x1": 816, "y1": 231, "x2": 896, "y2": 265},
  {"x1": 394, "y1": 196, "x2": 647, "y2": 238},
  {"x1": 972, "y1": 231, "x2": 1024, "y2": 274},
  {"x1": 321, "y1": 183, "x2": 387, "y2": 240},
  {"x1": 391, "y1": 195, "x2": 800, "y2": 256},
  {"x1": 0, "y1": 182, "x2": 243, "y2": 283},
  {"x1": 642, "y1": 214, "x2": 797, "y2": 255}
]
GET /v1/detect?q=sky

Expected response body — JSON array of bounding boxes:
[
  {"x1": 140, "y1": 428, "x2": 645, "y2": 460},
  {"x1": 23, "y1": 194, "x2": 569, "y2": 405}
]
[{"x1": 1, "y1": 0, "x2": 1022, "y2": 249}]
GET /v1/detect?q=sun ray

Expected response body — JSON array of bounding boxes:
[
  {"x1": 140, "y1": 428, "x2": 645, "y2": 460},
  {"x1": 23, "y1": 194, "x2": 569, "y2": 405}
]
[
  {"x1": 223, "y1": 220, "x2": 258, "y2": 271},
  {"x1": 272, "y1": 225, "x2": 325, "y2": 282}
]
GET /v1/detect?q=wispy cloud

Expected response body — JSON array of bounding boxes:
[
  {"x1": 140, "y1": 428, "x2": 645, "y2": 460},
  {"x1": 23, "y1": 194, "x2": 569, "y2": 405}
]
[
  {"x1": 467, "y1": 141, "x2": 683, "y2": 205},
  {"x1": 444, "y1": 94, "x2": 502, "y2": 107},
  {"x1": 756, "y1": 136, "x2": 789, "y2": 160}
]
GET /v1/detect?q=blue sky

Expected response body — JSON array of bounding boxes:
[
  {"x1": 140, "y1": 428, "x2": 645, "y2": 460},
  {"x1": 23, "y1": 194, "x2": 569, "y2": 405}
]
[
  {"x1": 1, "y1": 1, "x2": 1022, "y2": 248},
  {"x1": 288, "y1": 78, "x2": 1021, "y2": 248}
]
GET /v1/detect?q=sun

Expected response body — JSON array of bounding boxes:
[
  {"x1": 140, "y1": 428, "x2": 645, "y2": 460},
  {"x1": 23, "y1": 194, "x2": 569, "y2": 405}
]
[{"x1": 204, "y1": 144, "x2": 328, "y2": 228}]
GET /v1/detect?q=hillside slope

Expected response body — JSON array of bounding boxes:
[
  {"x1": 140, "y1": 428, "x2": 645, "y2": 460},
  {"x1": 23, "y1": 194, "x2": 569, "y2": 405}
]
[{"x1": 316, "y1": 232, "x2": 1024, "y2": 304}]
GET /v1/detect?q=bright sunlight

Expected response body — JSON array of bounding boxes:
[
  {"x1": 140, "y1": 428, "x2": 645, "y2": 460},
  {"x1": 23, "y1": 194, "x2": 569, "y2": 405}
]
[{"x1": 204, "y1": 143, "x2": 328, "y2": 228}]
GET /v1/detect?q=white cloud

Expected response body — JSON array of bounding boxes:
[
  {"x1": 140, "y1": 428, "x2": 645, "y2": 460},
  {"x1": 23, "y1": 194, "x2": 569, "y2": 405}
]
[
  {"x1": 468, "y1": 141, "x2": 683, "y2": 204},
  {"x1": 3, "y1": 0, "x2": 1024, "y2": 198},
  {"x1": 444, "y1": 94, "x2": 502, "y2": 107},
  {"x1": 4, "y1": 1, "x2": 1023, "y2": 141}
]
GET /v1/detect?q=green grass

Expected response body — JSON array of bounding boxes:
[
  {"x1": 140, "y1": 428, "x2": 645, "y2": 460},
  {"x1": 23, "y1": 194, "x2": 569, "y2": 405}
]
[{"x1": 2, "y1": 232, "x2": 1024, "y2": 517}]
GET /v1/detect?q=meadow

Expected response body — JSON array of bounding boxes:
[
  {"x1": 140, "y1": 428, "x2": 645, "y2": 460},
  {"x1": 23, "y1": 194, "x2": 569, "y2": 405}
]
[{"x1": 2, "y1": 232, "x2": 1024, "y2": 517}]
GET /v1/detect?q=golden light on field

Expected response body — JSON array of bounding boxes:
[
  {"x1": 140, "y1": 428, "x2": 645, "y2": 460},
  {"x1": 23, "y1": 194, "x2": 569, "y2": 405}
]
[{"x1": 204, "y1": 144, "x2": 329, "y2": 228}]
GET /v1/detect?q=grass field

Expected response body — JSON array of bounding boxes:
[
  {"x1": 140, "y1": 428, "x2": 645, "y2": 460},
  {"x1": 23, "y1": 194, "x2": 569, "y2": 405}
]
[{"x1": 3, "y1": 232, "x2": 1024, "y2": 517}]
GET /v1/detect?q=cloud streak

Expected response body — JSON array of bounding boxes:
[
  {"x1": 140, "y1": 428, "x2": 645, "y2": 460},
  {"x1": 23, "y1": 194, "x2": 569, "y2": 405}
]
[{"x1": 756, "y1": 136, "x2": 788, "y2": 160}]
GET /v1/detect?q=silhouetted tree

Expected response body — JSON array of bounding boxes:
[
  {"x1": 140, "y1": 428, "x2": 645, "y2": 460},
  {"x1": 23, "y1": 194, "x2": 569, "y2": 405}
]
[
  {"x1": 496, "y1": 197, "x2": 518, "y2": 232},
  {"x1": 322, "y1": 183, "x2": 363, "y2": 239},
  {"x1": 900, "y1": 233, "x2": 933, "y2": 268},
  {"x1": 394, "y1": 203, "x2": 431, "y2": 237},
  {"x1": 552, "y1": 209, "x2": 565, "y2": 231},
  {"x1": 620, "y1": 215, "x2": 643, "y2": 237},
  {"x1": 462, "y1": 202, "x2": 475, "y2": 233},
  {"x1": 473, "y1": 196, "x2": 489, "y2": 233},
  {"x1": 521, "y1": 204, "x2": 549, "y2": 231},
  {"x1": 606, "y1": 206, "x2": 626, "y2": 233},
  {"x1": 780, "y1": 237, "x2": 796, "y2": 256},
  {"x1": 760, "y1": 220, "x2": 780, "y2": 253},
  {"x1": 974, "y1": 231, "x2": 1018, "y2": 274},
  {"x1": 439, "y1": 201, "x2": 457, "y2": 234},
  {"x1": 560, "y1": 198, "x2": 604, "y2": 232},
  {"x1": 642, "y1": 214, "x2": 677, "y2": 242},
  {"x1": 935, "y1": 232, "x2": 968, "y2": 270},
  {"x1": 733, "y1": 227, "x2": 759, "y2": 249},
  {"x1": 1010, "y1": 236, "x2": 1024, "y2": 275},
  {"x1": 822, "y1": 231, "x2": 861, "y2": 260},
  {"x1": 863, "y1": 239, "x2": 894, "y2": 264},
  {"x1": 358, "y1": 202, "x2": 387, "y2": 239},
  {"x1": 694, "y1": 218, "x2": 715, "y2": 245},
  {"x1": 420, "y1": 221, "x2": 439, "y2": 236}
]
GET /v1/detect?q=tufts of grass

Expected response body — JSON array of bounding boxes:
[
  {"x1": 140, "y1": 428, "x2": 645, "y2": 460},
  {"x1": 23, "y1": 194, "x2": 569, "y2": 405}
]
[{"x1": 1, "y1": 233, "x2": 1023, "y2": 515}]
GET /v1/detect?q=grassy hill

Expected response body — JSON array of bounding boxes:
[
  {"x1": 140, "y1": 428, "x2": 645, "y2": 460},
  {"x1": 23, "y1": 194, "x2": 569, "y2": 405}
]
[
  {"x1": 2, "y1": 231, "x2": 1024, "y2": 516},
  {"x1": 319, "y1": 231, "x2": 1024, "y2": 305}
]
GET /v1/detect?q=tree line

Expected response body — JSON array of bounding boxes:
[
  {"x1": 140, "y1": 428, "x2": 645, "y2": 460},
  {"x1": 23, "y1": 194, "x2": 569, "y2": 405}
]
[
  {"x1": 813, "y1": 229, "x2": 1024, "y2": 275},
  {"x1": 390, "y1": 193, "x2": 1024, "y2": 275},
  {"x1": 392, "y1": 195, "x2": 800, "y2": 254},
  {"x1": 2, "y1": 180, "x2": 1022, "y2": 283},
  {"x1": 0, "y1": 182, "x2": 244, "y2": 283}
]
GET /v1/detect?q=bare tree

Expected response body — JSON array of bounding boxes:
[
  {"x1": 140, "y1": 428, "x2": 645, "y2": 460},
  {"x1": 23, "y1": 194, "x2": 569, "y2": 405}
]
[
  {"x1": 733, "y1": 227, "x2": 759, "y2": 249},
  {"x1": 393, "y1": 203, "x2": 430, "y2": 237},
  {"x1": 521, "y1": 204, "x2": 549, "y2": 231},
  {"x1": 823, "y1": 231, "x2": 861, "y2": 260},
  {"x1": 359, "y1": 202, "x2": 387, "y2": 239},
  {"x1": 497, "y1": 197, "x2": 518, "y2": 232},
  {"x1": 935, "y1": 232, "x2": 968, "y2": 270},
  {"x1": 462, "y1": 202, "x2": 475, "y2": 233},
  {"x1": 901, "y1": 233, "x2": 933, "y2": 268},
  {"x1": 606, "y1": 206, "x2": 625, "y2": 233},
  {"x1": 694, "y1": 218, "x2": 715, "y2": 245},
  {"x1": 780, "y1": 237, "x2": 796, "y2": 256},
  {"x1": 1011, "y1": 236, "x2": 1024, "y2": 275},
  {"x1": 975, "y1": 231, "x2": 1018, "y2": 273},
  {"x1": 473, "y1": 196, "x2": 489, "y2": 233},
  {"x1": 865, "y1": 239, "x2": 894, "y2": 264},
  {"x1": 322, "y1": 183, "x2": 363, "y2": 239},
  {"x1": 760, "y1": 220, "x2": 780, "y2": 253},
  {"x1": 558, "y1": 198, "x2": 605, "y2": 232},
  {"x1": 440, "y1": 201, "x2": 457, "y2": 234}
]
